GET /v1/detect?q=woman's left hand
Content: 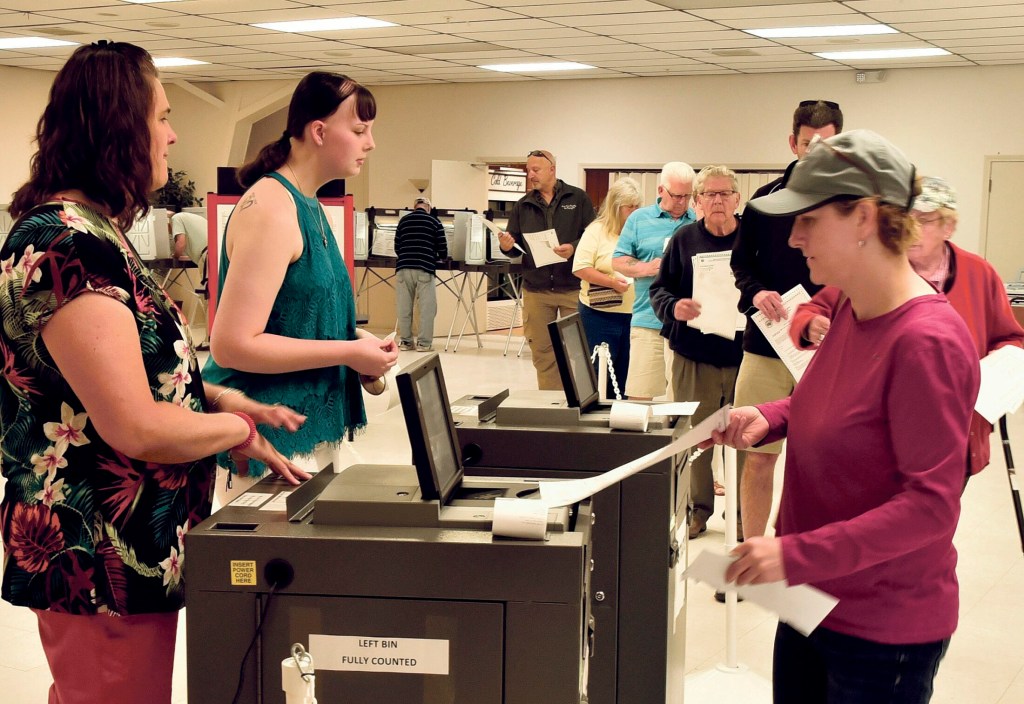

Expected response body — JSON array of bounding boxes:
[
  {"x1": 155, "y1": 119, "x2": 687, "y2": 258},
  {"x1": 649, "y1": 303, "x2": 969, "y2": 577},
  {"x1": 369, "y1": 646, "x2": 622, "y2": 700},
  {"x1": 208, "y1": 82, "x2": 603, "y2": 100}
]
[
  {"x1": 725, "y1": 537, "x2": 786, "y2": 586},
  {"x1": 356, "y1": 328, "x2": 398, "y2": 354}
]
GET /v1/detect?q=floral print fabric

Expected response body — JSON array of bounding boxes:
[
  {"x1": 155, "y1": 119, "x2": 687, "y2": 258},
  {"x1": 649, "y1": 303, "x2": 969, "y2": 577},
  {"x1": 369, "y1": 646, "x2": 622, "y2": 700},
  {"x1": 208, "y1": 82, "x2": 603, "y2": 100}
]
[{"x1": 0, "y1": 201, "x2": 214, "y2": 615}]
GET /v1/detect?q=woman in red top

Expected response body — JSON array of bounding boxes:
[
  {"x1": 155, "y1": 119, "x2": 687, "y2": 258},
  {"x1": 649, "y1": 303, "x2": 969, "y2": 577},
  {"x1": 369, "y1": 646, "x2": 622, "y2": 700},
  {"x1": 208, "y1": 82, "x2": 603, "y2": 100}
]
[{"x1": 707, "y1": 131, "x2": 980, "y2": 704}]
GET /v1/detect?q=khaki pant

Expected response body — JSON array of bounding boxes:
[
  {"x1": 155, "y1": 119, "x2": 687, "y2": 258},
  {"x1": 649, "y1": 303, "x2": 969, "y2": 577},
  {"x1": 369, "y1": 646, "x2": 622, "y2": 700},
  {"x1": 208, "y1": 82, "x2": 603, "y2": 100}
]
[
  {"x1": 671, "y1": 353, "x2": 740, "y2": 522},
  {"x1": 522, "y1": 288, "x2": 580, "y2": 390}
]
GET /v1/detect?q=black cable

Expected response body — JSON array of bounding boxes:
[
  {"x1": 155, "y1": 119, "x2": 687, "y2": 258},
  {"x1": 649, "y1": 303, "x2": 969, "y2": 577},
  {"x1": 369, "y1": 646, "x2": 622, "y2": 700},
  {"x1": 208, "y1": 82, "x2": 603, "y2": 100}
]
[{"x1": 230, "y1": 583, "x2": 279, "y2": 704}]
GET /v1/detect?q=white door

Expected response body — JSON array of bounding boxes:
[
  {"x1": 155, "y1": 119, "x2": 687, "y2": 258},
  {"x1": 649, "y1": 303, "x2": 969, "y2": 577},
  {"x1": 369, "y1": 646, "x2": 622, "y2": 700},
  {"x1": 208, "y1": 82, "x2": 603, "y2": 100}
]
[{"x1": 983, "y1": 157, "x2": 1024, "y2": 282}]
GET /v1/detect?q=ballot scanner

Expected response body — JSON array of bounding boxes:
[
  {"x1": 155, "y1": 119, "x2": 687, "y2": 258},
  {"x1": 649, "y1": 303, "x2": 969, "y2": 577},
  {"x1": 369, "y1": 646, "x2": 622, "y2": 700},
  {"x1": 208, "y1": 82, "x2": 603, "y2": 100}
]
[
  {"x1": 453, "y1": 314, "x2": 690, "y2": 704},
  {"x1": 186, "y1": 353, "x2": 593, "y2": 704}
]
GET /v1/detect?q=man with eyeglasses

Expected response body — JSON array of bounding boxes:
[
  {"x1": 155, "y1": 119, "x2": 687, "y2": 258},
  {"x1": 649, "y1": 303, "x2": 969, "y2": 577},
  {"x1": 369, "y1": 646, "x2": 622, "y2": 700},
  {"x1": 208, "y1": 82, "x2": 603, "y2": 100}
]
[
  {"x1": 730, "y1": 99, "x2": 843, "y2": 540},
  {"x1": 651, "y1": 166, "x2": 744, "y2": 539},
  {"x1": 612, "y1": 162, "x2": 696, "y2": 400},
  {"x1": 498, "y1": 149, "x2": 596, "y2": 389}
]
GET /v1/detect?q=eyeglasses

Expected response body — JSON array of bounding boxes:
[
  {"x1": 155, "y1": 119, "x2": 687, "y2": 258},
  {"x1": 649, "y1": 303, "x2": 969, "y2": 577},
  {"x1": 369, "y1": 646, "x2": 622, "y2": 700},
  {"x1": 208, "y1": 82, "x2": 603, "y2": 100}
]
[
  {"x1": 799, "y1": 100, "x2": 840, "y2": 110},
  {"x1": 527, "y1": 149, "x2": 554, "y2": 164},
  {"x1": 700, "y1": 190, "x2": 737, "y2": 200},
  {"x1": 661, "y1": 186, "x2": 691, "y2": 202}
]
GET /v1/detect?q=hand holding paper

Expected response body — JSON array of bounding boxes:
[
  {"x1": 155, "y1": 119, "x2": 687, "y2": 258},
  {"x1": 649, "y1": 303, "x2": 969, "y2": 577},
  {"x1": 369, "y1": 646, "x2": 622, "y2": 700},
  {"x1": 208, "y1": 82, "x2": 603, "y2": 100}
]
[
  {"x1": 684, "y1": 549, "x2": 838, "y2": 636},
  {"x1": 522, "y1": 229, "x2": 564, "y2": 267}
]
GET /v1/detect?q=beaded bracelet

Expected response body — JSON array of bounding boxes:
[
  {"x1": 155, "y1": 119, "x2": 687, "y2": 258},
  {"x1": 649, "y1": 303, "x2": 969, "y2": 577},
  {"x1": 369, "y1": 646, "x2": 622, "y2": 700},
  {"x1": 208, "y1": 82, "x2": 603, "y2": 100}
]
[
  {"x1": 211, "y1": 387, "x2": 245, "y2": 410},
  {"x1": 232, "y1": 412, "x2": 257, "y2": 452}
]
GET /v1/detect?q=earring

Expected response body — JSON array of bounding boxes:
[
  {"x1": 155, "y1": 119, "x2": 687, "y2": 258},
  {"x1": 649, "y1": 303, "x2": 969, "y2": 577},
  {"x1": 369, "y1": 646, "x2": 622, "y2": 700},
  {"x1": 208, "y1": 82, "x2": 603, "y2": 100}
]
[{"x1": 857, "y1": 240, "x2": 866, "y2": 248}]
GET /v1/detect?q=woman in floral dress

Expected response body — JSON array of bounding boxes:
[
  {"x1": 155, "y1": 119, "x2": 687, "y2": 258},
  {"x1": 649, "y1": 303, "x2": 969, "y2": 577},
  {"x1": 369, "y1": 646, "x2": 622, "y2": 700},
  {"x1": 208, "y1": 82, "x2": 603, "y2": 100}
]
[{"x1": 0, "y1": 41, "x2": 308, "y2": 704}]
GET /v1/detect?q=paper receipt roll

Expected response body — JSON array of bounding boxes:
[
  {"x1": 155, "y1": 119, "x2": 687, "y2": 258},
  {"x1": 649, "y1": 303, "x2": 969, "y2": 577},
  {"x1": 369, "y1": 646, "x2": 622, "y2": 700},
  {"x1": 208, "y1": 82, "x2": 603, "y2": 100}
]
[
  {"x1": 492, "y1": 497, "x2": 548, "y2": 540},
  {"x1": 610, "y1": 401, "x2": 652, "y2": 432},
  {"x1": 361, "y1": 363, "x2": 402, "y2": 416}
]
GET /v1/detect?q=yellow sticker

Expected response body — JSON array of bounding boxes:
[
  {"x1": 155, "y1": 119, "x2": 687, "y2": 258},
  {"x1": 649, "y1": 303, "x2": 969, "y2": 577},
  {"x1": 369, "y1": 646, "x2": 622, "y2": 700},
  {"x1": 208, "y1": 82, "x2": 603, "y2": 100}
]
[{"x1": 230, "y1": 560, "x2": 257, "y2": 586}]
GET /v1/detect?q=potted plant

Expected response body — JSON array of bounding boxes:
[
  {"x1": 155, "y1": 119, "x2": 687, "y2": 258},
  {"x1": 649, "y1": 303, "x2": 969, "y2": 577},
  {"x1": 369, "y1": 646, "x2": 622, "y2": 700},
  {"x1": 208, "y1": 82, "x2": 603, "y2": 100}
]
[{"x1": 152, "y1": 167, "x2": 203, "y2": 212}]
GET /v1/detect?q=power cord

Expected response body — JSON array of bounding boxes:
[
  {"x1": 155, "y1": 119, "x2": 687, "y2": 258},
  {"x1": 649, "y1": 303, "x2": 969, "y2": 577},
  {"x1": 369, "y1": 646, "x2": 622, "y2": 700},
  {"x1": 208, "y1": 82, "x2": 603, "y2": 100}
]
[{"x1": 230, "y1": 583, "x2": 280, "y2": 704}]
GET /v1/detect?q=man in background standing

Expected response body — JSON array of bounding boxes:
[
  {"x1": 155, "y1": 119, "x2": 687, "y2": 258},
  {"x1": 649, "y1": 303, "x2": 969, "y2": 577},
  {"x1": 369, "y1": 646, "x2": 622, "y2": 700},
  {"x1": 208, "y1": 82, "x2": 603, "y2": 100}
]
[
  {"x1": 499, "y1": 149, "x2": 596, "y2": 389},
  {"x1": 395, "y1": 196, "x2": 447, "y2": 352},
  {"x1": 730, "y1": 99, "x2": 843, "y2": 538}
]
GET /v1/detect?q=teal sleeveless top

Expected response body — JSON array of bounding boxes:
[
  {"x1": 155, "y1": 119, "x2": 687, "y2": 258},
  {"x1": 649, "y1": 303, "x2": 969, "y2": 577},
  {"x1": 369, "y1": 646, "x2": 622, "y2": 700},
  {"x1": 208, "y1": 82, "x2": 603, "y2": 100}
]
[{"x1": 203, "y1": 172, "x2": 366, "y2": 476}]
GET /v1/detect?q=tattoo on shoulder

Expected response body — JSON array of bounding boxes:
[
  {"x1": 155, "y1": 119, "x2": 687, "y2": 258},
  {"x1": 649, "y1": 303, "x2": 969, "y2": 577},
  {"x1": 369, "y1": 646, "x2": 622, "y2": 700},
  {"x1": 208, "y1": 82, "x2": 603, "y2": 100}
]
[{"x1": 239, "y1": 193, "x2": 257, "y2": 211}]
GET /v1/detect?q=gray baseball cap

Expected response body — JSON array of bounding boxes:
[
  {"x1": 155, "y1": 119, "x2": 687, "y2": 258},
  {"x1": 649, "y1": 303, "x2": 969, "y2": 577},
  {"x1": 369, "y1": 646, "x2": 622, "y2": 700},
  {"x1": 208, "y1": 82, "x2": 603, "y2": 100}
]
[{"x1": 748, "y1": 129, "x2": 916, "y2": 217}]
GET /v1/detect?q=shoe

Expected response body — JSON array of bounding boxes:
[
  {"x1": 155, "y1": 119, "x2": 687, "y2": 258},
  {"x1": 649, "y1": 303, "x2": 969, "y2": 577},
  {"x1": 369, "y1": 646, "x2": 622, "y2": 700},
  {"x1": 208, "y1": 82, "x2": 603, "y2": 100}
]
[
  {"x1": 398, "y1": 340, "x2": 415, "y2": 351},
  {"x1": 415, "y1": 345, "x2": 433, "y2": 352},
  {"x1": 715, "y1": 590, "x2": 744, "y2": 603},
  {"x1": 688, "y1": 517, "x2": 707, "y2": 540}
]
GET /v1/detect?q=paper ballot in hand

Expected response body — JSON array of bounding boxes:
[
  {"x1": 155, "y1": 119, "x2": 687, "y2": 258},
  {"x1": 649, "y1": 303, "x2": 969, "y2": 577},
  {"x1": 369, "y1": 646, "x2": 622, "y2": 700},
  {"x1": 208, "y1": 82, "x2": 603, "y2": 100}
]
[{"x1": 521, "y1": 229, "x2": 564, "y2": 267}]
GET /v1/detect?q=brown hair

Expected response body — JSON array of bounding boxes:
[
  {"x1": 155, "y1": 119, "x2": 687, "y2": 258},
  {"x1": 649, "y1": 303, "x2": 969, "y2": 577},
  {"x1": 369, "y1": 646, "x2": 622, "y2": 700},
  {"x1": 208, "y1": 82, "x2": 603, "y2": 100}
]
[
  {"x1": 10, "y1": 41, "x2": 158, "y2": 231},
  {"x1": 833, "y1": 191, "x2": 922, "y2": 255},
  {"x1": 793, "y1": 100, "x2": 844, "y2": 139},
  {"x1": 237, "y1": 72, "x2": 376, "y2": 189}
]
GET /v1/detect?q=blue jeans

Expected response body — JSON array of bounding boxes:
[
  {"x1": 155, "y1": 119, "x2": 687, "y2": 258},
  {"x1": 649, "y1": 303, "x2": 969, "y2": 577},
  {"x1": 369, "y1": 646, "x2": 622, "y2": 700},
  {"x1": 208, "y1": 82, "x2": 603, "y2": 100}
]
[
  {"x1": 577, "y1": 302, "x2": 631, "y2": 398},
  {"x1": 396, "y1": 268, "x2": 437, "y2": 348},
  {"x1": 773, "y1": 623, "x2": 949, "y2": 704}
]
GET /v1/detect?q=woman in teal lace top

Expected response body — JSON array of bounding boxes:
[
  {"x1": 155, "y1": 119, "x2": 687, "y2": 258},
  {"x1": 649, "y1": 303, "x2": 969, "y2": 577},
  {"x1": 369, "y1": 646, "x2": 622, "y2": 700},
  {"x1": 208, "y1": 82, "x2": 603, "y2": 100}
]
[{"x1": 204, "y1": 72, "x2": 398, "y2": 493}]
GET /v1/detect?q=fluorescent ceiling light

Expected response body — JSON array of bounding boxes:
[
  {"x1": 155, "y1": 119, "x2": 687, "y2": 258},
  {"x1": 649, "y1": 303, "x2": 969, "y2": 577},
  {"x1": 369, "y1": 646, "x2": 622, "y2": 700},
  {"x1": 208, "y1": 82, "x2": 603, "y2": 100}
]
[
  {"x1": 252, "y1": 17, "x2": 396, "y2": 33},
  {"x1": 0, "y1": 37, "x2": 78, "y2": 50},
  {"x1": 815, "y1": 48, "x2": 951, "y2": 60},
  {"x1": 154, "y1": 57, "x2": 209, "y2": 67},
  {"x1": 479, "y1": 62, "x2": 595, "y2": 73},
  {"x1": 747, "y1": 24, "x2": 898, "y2": 39}
]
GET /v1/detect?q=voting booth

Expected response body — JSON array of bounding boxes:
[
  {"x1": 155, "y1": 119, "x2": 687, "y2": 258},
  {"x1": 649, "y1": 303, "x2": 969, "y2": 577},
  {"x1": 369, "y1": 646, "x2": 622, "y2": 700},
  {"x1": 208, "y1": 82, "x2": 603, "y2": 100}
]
[
  {"x1": 454, "y1": 314, "x2": 690, "y2": 704},
  {"x1": 186, "y1": 354, "x2": 593, "y2": 704}
]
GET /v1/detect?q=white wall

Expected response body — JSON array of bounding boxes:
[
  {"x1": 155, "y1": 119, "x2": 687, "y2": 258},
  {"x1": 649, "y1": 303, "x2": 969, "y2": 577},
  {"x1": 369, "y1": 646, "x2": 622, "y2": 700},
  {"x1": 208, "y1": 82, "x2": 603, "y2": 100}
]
[
  {"x1": 4, "y1": 63, "x2": 1024, "y2": 255},
  {"x1": 0, "y1": 66, "x2": 56, "y2": 204}
]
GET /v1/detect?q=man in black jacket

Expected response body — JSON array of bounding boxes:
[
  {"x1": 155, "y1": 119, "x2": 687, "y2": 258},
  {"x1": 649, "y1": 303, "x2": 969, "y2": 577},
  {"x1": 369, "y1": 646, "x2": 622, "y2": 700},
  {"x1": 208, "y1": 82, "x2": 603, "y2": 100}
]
[
  {"x1": 499, "y1": 149, "x2": 596, "y2": 389},
  {"x1": 730, "y1": 100, "x2": 843, "y2": 539}
]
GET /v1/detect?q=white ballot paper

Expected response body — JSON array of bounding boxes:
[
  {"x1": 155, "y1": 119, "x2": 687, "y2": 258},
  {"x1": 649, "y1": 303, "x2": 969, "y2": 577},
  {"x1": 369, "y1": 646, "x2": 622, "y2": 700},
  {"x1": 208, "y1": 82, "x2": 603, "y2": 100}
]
[
  {"x1": 975, "y1": 344, "x2": 1024, "y2": 424},
  {"x1": 521, "y1": 229, "x2": 564, "y2": 267},
  {"x1": 539, "y1": 405, "x2": 731, "y2": 509},
  {"x1": 688, "y1": 252, "x2": 745, "y2": 339},
  {"x1": 751, "y1": 285, "x2": 815, "y2": 383},
  {"x1": 651, "y1": 401, "x2": 699, "y2": 417},
  {"x1": 684, "y1": 549, "x2": 839, "y2": 637},
  {"x1": 483, "y1": 218, "x2": 526, "y2": 256}
]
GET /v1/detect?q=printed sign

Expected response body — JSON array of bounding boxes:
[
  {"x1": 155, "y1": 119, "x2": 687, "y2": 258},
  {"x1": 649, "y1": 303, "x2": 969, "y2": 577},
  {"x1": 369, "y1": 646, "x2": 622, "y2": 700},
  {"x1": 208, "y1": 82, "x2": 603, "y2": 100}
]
[
  {"x1": 489, "y1": 172, "x2": 526, "y2": 193},
  {"x1": 230, "y1": 560, "x2": 257, "y2": 586},
  {"x1": 309, "y1": 634, "x2": 450, "y2": 675}
]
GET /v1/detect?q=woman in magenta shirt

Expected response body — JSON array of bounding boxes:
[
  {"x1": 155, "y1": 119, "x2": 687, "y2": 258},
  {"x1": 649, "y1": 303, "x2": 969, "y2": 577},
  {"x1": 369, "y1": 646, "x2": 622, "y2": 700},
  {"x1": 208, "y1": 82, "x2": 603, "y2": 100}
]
[{"x1": 708, "y1": 131, "x2": 980, "y2": 704}]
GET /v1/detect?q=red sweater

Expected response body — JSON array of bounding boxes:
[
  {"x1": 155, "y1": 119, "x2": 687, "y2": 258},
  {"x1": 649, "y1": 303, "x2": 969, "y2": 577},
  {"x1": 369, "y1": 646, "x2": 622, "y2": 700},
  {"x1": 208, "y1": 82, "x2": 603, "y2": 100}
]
[
  {"x1": 761, "y1": 295, "x2": 979, "y2": 643},
  {"x1": 791, "y1": 244, "x2": 1024, "y2": 474}
]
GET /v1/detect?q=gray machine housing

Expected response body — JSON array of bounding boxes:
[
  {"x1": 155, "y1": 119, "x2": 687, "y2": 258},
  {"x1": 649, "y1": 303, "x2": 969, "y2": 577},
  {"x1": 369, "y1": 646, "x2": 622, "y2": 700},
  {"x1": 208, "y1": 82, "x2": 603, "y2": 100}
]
[
  {"x1": 456, "y1": 405, "x2": 689, "y2": 704},
  {"x1": 185, "y1": 465, "x2": 593, "y2": 704}
]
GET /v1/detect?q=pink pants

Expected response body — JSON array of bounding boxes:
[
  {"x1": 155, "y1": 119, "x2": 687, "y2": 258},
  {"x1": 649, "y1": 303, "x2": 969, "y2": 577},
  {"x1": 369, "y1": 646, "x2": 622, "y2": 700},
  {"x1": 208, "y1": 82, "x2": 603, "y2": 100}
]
[{"x1": 34, "y1": 608, "x2": 179, "y2": 704}]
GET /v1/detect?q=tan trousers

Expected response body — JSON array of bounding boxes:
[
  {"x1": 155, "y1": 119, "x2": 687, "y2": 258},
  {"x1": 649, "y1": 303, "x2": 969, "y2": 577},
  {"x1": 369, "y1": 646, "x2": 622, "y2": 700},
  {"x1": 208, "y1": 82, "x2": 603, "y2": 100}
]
[
  {"x1": 522, "y1": 288, "x2": 581, "y2": 390},
  {"x1": 671, "y1": 353, "x2": 740, "y2": 523}
]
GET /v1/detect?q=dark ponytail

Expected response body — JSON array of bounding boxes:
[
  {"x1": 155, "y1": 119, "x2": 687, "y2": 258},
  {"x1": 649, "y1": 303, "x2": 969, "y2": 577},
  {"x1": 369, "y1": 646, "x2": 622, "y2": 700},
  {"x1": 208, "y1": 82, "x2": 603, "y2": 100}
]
[{"x1": 236, "y1": 72, "x2": 376, "y2": 189}]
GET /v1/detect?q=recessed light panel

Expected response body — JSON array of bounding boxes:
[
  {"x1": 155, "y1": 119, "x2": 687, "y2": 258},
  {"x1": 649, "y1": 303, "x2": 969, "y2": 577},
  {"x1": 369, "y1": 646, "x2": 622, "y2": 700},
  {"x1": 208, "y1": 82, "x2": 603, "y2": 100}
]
[
  {"x1": 747, "y1": 25, "x2": 898, "y2": 39},
  {"x1": 252, "y1": 17, "x2": 396, "y2": 33},
  {"x1": 0, "y1": 37, "x2": 77, "y2": 50},
  {"x1": 815, "y1": 48, "x2": 951, "y2": 60}
]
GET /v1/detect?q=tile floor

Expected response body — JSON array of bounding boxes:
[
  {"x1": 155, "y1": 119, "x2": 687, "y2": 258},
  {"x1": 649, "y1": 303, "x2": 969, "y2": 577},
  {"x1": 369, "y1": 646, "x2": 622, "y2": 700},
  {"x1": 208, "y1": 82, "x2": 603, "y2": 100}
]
[{"x1": 1, "y1": 334, "x2": 1022, "y2": 703}]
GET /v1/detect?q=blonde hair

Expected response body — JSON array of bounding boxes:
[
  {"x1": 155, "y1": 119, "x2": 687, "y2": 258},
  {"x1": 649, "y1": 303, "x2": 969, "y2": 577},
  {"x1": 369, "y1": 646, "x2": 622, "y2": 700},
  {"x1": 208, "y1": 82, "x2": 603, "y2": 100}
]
[
  {"x1": 694, "y1": 165, "x2": 739, "y2": 194},
  {"x1": 596, "y1": 177, "x2": 643, "y2": 235}
]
